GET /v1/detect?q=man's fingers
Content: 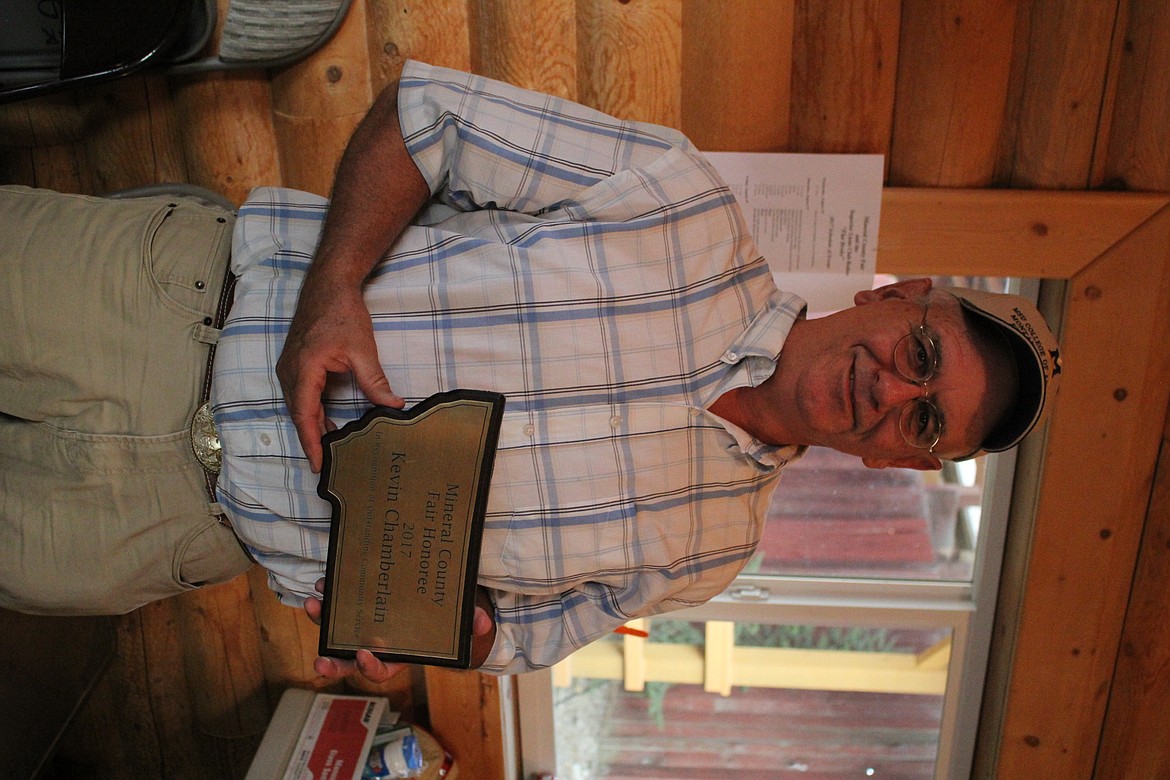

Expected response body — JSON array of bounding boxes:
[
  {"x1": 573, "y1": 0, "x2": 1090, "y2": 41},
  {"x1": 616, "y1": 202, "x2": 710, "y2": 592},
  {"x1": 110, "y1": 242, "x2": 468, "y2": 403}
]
[
  {"x1": 352, "y1": 353, "x2": 404, "y2": 410},
  {"x1": 279, "y1": 339, "x2": 398, "y2": 471},
  {"x1": 303, "y1": 580, "x2": 327, "y2": 626},
  {"x1": 309, "y1": 581, "x2": 407, "y2": 683},
  {"x1": 304, "y1": 596, "x2": 323, "y2": 626},
  {"x1": 355, "y1": 650, "x2": 406, "y2": 682},
  {"x1": 314, "y1": 655, "x2": 346, "y2": 677},
  {"x1": 313, "y1": 651, "x2": 407, "y2": 683},
  {"x1": 280, "y1": 360, "x2": 330, "y2": 472},
  {"x1": 473, "y1": 605, "x2": 493, "y2": 636},
  {"x1": 288, "y1": 370, "x2": 329, "y2": 473},
  {"x1": 292, "y1": 415, "x2": 325, "y2": 473}
]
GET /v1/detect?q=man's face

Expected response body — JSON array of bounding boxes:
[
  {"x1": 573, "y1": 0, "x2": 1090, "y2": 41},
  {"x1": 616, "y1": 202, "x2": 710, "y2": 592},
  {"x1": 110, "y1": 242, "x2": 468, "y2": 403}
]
[{"x1": 775, "y1": 278, "x2": 1012, "y2": 470}]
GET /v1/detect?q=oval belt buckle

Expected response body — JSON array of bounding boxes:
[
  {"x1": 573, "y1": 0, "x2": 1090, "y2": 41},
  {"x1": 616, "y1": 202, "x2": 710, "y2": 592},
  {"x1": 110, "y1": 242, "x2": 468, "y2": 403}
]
[{"x1": 191, "y1": 401, "x2": 222, "y2": 474}]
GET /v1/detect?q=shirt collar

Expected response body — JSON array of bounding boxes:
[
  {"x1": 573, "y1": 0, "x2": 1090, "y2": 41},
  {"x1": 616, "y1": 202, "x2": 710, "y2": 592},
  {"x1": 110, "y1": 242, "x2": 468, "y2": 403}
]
[{"x1": 711, "y1": 287, "x2": 808, "y2": 469}]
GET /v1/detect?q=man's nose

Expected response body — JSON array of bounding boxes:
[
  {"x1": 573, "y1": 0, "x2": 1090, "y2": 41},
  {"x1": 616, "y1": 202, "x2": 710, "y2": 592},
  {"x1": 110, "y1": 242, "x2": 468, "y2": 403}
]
[{"x1": 874, "y1": 370, "x2": 927, "y2": 410}]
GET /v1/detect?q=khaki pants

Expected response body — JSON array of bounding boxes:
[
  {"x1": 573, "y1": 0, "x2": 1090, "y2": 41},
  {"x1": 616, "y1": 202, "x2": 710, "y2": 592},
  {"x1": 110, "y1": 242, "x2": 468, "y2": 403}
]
[{"x1": 0, "y1": 186, "x2": 252, "y2": 614}]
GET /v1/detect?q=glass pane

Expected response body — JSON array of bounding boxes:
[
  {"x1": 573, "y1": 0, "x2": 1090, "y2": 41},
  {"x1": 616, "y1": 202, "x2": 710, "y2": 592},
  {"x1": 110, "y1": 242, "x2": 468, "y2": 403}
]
[
  {"x1": 554, "y1": 622, "x2": 950, "y2": 780},
  {"x1": 752, "y1": 447, "x2": 988, "y2": 581}
]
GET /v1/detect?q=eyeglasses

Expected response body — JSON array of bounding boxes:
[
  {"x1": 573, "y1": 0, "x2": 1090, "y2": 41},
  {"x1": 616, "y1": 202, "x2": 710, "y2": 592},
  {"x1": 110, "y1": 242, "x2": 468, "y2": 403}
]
[{"x1": 893, "y1": 306, "x2": 944, "y2": 453}]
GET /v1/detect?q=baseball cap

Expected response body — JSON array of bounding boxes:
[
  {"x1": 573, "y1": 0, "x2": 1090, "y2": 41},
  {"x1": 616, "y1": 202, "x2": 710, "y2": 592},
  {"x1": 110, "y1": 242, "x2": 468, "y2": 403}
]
[{"x1": 945, "y1": 287, "x2": 1062, "y2": 458}]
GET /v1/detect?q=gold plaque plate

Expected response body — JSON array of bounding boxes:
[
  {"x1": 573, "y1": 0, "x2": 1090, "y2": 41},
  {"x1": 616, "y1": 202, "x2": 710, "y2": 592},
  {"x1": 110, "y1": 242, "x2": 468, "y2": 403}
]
[{"x1": 316, "y1": 390, "x2": 505, "y2": 668}]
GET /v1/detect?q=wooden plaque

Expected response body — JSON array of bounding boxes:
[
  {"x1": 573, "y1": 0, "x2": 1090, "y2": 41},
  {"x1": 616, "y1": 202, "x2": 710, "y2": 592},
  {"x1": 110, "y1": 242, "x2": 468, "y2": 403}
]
[{"x1": 316, "y1": 390, "x2": 505, "y2": 668}]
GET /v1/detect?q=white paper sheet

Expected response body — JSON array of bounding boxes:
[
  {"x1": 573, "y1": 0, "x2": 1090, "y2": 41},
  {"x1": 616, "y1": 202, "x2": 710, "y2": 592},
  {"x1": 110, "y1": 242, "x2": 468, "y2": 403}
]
[{"x1": 703, "y1": 152, "x2": 884, "y2": 313}]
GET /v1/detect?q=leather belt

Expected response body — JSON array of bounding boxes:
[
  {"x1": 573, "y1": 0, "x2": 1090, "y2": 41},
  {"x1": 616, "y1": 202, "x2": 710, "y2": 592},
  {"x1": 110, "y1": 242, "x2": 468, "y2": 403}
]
[
  {"x1": 191, "y1": 261, "x2": 254, "y2": 556},
  {"x1": 191, "y1": 265, "x2": 237, "y2": 488}
]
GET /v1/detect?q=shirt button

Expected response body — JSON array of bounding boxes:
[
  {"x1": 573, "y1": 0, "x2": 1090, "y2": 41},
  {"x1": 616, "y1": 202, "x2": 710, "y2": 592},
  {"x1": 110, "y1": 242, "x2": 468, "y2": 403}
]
[
  {"x1": 725, "y1": 350, "x2": 738, "y2": 361},
  {"x1": 259, "y1": 433, "x2": 272, "y2": 446},
  {"x1": 609, "y1": 415, "x2": 622, "y2": 428},
  {"x1": 523, "y1": 423, "x2": 535, "y2": 437}
]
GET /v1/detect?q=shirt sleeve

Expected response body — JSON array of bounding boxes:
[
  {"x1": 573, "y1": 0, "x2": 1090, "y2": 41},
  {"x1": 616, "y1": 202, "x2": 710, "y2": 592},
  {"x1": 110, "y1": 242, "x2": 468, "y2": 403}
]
[
  {"x1": 396, "y1": 59, "x2": 697, "y2": 216},
  {"x1": 477, "y1": 566, "x2": 741, "y2": 676}
]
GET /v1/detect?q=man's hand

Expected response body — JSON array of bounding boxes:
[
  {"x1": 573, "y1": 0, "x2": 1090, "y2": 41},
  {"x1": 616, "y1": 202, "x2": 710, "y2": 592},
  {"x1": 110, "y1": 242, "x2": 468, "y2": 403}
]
[
  {"x1": 276, "y1": 280, "x2": 404, "y2": 472},
  {"x1": 303, "y1": 579, "x2": 497, "y2": 683}
]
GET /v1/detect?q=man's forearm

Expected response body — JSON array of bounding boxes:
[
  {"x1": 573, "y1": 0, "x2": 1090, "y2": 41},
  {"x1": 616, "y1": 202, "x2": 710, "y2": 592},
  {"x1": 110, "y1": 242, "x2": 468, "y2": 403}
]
[
  {"x1": 276, "y1": 79, "x2": 430, "y2": 471},
  {"x1": 308, "y1": 79, "x2": 431, "y2": 289}
]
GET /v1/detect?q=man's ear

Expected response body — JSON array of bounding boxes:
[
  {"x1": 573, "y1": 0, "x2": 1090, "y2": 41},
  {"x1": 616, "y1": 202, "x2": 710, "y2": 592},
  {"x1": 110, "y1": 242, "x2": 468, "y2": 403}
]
[
  {"x1": 854, "y1": 277, "x2": 934, "y2": 306},
  {"x1": 862, "y1": 453, "x2": 943, "y2": 471}
]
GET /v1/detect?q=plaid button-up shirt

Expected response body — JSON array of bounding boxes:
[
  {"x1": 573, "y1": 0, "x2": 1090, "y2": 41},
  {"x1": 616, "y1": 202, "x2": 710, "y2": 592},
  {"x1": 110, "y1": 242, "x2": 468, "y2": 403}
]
[{"x1": 211, "y1": 61, "x2": 805, "y2": 674}]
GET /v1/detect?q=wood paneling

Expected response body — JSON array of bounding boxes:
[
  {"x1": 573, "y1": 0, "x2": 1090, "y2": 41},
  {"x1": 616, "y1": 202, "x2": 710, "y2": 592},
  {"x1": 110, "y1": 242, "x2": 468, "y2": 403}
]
[
  {"x1": 1095, "y1": 432, "x2": 1170, "y2": 779},
  {"x1": 1099, "y1": 0, "x2": 1170, "y2": 191},
  {"x1": 470, "y1": 0, "x2": 578, "y2": 98},
  {"x1": 996, "y1": 1, "x2": 1124, "y2": 188},
  {"x1": 246, "y1": 567, "x2": 334, "y2": 693},
  {"x1": 889, "y1": 0, "x2": 1015, "y2": 186},
  {"x1": 791, "y1": 0, "x2": 899, "y2": 156},
  {"x1": 49, "y1": 592, "x2": 265, "y2": 777},
  {"x1": 0, "y1": 611, "x2": 114, "y2": 779},
  {"x1": 681, "y1": 0, "x2": 794, "y2": 152},
  {"x1": 576, "y1": 0, "x2": 682, "y2": 125},
  {"x1": 424, "y1": 668, "x2": 511, "y2": 777}
]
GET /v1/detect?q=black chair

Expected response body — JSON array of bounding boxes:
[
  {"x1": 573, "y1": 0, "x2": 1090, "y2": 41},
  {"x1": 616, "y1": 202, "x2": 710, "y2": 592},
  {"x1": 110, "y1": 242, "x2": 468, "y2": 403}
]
[{"x1": 0, "y1": 0, "x2": 352, "y2": 104}]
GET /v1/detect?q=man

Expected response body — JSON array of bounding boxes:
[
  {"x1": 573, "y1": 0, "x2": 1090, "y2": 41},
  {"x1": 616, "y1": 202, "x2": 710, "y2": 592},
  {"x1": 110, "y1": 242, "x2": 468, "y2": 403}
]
[{"x1": 0, "y1": 61, "x2": 1060, "y2": 680}]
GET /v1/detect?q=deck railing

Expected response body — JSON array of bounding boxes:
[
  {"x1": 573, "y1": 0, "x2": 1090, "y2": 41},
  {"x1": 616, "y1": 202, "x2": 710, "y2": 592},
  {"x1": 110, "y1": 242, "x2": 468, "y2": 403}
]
[{"x1": 553, "y1": 619, "x2": 950, "y2": 697}]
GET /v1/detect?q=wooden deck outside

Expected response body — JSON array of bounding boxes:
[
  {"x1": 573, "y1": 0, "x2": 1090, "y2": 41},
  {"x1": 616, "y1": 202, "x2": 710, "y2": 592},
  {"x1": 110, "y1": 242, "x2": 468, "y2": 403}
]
[
  {"x1": 761, "y1": 447, "x2": 947, "y2": 576},
  {"x1": 589, "y1": 684, "x2": 943, "y2": 779}
]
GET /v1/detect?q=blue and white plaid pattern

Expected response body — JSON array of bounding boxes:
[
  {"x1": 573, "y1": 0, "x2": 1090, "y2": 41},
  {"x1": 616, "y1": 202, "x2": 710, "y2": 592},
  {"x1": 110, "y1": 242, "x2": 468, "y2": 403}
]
[{"x1": 211, "y1": 61, "x2": 806, "y2": 674}]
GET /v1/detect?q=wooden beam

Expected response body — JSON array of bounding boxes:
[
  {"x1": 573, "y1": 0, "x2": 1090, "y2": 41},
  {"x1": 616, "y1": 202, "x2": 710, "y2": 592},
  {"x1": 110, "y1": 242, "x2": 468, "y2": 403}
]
[
  {"x1": 703, "y1": 621, "x2": 735, "y2": 696},
  {"x1": 171, "y1": 71, "x2": 281, "y2": 204},
  {"x1": 877, "y1": 188, "x2": 1169, "y2": 278},
  {"x1": 269, "y1": 0, "x2": 374, "y2": 196},
  {"x1": 365, "y1": 0, "x2": 472, "y2": 93},
  {"x1": 996, "y1": 1, "x2": 1123, "y2": 188},
  {"x1": 992, "y1": 204, "x2": 1170, "y2": 778},
  {"x1": 576, "y1": 0, "x2": 683, "y2": 125},
  {"x1": 623, "y1": 618, "x2": 649, "y2": 692},
  {"x1": 470, "y1": 0, "x2": 578, "y2": 99},
  {"x1": 556, "y1": 637, "x2": 949, "y2": 696},
  {"x1": 1096, "y1": 0, "x2": 1170, "y2": 191}
]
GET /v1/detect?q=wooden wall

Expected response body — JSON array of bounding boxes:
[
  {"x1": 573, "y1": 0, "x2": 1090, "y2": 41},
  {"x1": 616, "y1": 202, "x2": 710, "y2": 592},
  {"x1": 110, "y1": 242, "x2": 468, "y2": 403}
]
[{"x1": 2, "y1": 1, "x2": 1169, "y2": 778}]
